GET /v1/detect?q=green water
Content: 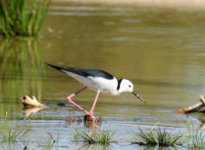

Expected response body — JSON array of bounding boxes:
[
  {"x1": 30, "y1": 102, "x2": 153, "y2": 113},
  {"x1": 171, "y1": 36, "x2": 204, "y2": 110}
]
[{"x1": 1, "y1": 1, "x2": 205, "y2": 149}]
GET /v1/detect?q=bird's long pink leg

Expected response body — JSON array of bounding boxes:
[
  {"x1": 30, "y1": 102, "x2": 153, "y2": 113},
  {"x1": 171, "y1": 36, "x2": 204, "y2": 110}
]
[
  {"x1": 67, "y1": 86, "x2": 90, "y2": 115},
  {"x1": 89, "y1": 90, "x2": 101, "y2": 116},
  {"x1": 88, "y1": 90, "x2": 100, "y2": 127}
]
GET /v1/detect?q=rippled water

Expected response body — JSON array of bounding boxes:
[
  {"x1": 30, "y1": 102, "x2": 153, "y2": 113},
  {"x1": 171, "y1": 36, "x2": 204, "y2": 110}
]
[{"x1": 1, "y1": 1, "x2": 205, "y2": 149}]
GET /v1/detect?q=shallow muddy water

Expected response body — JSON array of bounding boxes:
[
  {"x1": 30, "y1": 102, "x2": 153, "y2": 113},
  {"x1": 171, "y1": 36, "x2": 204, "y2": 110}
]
[{"x1": 1, "y1": 1, "x2": 205, "y2": 149}]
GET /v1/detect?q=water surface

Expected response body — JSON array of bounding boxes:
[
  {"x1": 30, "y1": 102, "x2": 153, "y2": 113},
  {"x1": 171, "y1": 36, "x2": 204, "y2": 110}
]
[{"x1": 1, "y1": 1, "x2": 205, "y2": 149}]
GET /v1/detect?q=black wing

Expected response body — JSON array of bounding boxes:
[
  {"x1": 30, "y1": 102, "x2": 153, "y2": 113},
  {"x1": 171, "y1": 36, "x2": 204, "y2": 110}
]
[{"x1": 47, "y1": 63, "x2": 114, "y2": 80}]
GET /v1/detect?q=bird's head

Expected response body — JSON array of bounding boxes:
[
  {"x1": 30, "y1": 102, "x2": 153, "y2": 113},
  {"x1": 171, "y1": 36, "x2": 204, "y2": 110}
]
[{"x1": 118, "y1": 79, "x2": 145, "y2": 103}]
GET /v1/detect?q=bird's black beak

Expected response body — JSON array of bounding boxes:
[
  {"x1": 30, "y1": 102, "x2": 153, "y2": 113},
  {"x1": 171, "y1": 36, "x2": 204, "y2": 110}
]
[{"x1": 132, "y1": 91, "x2": 145, "y2": 103}]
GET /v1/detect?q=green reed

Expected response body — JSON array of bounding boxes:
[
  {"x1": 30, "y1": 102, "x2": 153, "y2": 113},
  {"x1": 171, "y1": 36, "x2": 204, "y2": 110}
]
[
  {"x1": 39, "y1": 132, "x2": 59, "y2": 150},
  {"x1": 191, "y1": 130, "x2": 205, "y2": 149},
  {"x1": 75, "y1": 130, "x2": 115, "y2": 145},
  {"x1": 133, "y1": 128, "x2": 184, "y2": 147},
  {"x1": 0, "y1": 118, "x2": 31, "y2": 143},
  {"x1": 186, "y1": 121, "x2": 205, "y2": 149},
  {"x1": 0, "y1": 0, "x2": 50, "y2": 38},
  {"x1": 1, "y1": 127, "x2": 31, "y2": 143}
]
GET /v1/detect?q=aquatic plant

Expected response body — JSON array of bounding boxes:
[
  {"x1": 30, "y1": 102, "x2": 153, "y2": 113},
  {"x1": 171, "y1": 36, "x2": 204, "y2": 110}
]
[
  {"x1": 0, "y1": 0, "x2": 50, "y2": 38},
  {"x1": 1, "y1": 127, "x2": 30, "y2": 143},
  {"x1": 0, "y1": 121, "x2": 31, "y2": 143},
  {"x1": 39, "y1": 132, "x2": 59, "y2": 150},
  {"x1": 186, "y1": 122, "x2": 205, "y2": 149},
  {"x1": 75, "y1": 130, "x2": 115, "y2": 145},
  {"x1": 132, "y1": 128, "x2": 184, "y2": 147},
  {"x1": 190, "y1": 130, "x2": 205, "y2": 149}
]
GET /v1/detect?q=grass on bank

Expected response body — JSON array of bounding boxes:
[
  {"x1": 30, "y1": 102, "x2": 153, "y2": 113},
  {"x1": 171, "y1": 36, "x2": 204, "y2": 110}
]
[{"x1": 0, "y1": 0, "x2": 50, "y2": 38}]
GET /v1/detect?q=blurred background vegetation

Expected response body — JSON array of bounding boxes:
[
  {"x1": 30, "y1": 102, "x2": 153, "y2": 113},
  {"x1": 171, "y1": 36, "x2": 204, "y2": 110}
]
[{"x1": 0, "y1": 0, "x2": 50, "y2": 38}]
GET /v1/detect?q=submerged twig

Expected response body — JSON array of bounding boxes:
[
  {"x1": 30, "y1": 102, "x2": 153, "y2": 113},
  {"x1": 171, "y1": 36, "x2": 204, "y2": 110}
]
[
  {"x1": 21, "y1": 95, "x2": 47, "y2": 107},
  {"x1": 21, "y1": 95, "x2": 47, "y2": 117}
]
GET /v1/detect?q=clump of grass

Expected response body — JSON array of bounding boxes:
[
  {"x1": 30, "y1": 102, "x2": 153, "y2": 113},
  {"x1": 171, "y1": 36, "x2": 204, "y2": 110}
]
[
  {"x1": 1, "y1": 127, "x2": 31, "y2": 143},
  {"x1": 39, "y1": 132, "x2": 59, "y2": 150},
  {"x1": 75, "y1": 130, "x2": 115, "y2": 145},
  {"x1": 0, "y1": 0, "x2": 50, "y2": 38},
  {"x1": 133, "y1": 128, "x2": 184, "y2": 147},
  {"x1": 186, "y1": 122, "x2": 205, "y2": 149},
  {"x1": 191, "y1": 130, "x2": 205, "y2": 149},
  {"x1": 0, "y1": 115, "x2": 31, "y2": 143}
]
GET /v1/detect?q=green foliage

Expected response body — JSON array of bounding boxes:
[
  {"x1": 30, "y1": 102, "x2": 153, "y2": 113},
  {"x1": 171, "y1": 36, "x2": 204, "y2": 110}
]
[
  {"x1": 0, "y1": 119, "x2": 31, "y2": 143},
  {"x1": 133, "y1": 128, "x2": 184, "y2": 147},
  {"x1": 39, "y1": 132, "x2": 59, "y2": 150},
  {"x1": 75, "y1": 130, "x2": 115, "y2": 145},
  {"x1": 191, "y1": 131, "x2": 205, "y2": 149},
  {"x1": 1, "y1": 127, "x2": 31, "y2": 143},
  {"x1": 186, "y1": 122, "x2": 205, "y2": 149},
  {"x1": 0, "y1": 0, "x2": 50, "y2": 38}
]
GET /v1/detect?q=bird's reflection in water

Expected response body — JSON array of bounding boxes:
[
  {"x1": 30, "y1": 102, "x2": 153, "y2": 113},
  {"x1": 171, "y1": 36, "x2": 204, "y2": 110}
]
[{"x1": 22, "y1": 106, "x2": 102, "y2": 128}]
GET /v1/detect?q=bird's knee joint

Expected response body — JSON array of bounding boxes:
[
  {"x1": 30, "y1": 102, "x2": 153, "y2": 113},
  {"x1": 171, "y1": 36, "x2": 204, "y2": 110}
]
[{"x1": 67, "y1": 94, "x2": 75, "y2": 100}]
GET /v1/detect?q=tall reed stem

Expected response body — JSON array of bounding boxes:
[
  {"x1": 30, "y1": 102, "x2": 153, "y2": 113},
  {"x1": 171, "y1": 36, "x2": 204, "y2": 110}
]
[{"x1": 0, "y1": 0, "x2": 50, "y2": 38}]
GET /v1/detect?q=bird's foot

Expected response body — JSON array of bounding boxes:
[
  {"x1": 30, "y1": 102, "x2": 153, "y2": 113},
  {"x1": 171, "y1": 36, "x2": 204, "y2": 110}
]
[
  {"x1": 84, "y1": 114, "x2": 99, "y2": 128},
  {"x1": 88, "y1": 112, "x2": 98, "y2": 124},
  {"x1": 90, "y1": 115, "x2": 99, "y2": 128}
]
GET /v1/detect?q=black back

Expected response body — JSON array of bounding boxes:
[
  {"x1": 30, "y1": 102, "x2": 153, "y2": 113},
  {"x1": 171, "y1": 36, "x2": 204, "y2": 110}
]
[{"x1": 47, "y1": 63, "x2": 114, "y2": 80}]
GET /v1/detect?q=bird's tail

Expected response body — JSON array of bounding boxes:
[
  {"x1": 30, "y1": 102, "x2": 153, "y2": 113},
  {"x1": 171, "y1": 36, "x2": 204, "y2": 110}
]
[{"x1": 46, "y1": 63, "x2": 64, "y2": 72}]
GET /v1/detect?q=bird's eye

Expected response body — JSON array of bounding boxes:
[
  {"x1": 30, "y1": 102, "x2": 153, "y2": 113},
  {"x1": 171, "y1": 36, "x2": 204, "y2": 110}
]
[{"x1": 128, "y1": 85, "x2": 131, "y2": 88}]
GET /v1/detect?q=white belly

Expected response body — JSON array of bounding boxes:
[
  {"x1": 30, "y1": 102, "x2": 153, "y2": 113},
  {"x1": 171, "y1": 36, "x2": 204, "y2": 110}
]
[{"x1": 65, "y1": 72, "x2": 118, "y2": 95}]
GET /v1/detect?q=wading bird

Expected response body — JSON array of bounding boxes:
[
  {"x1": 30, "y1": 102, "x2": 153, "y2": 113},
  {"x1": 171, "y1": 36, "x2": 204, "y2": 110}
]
[{"x1": 47, "y1": 64, "x2": 145, "y2": 126}]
